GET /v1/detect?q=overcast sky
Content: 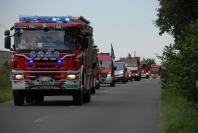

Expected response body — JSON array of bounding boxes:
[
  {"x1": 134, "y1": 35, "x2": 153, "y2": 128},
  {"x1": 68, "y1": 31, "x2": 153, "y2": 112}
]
[{"x1": 0, "y1": 0, "x2": 173, "y2": 62}]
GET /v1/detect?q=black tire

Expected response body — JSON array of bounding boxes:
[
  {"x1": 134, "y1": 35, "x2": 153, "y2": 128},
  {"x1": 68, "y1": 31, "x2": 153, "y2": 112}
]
[
  {"x1": 13, "y1": 90, "x2": 25, "y2": 106},
  {"x1": 35, "y1": 95, "x2": 44, "y2": 103},
  {"x1": 122, "y1": 78, "x2": 126, "y2": 84},
  {"x1": 110, "y1": 81, "x2": 115, "y2": 87},
  {"x1": 139, "y1": 77, "x2": 141, "y2": 81},
  {"x1": 73, "y1": 92, "x2": 84, "y2": 105},
  {"x1": 91, "y1": 87, "x2": 96, "y2": 94},
  {"x1": 84, "y1": 90, "x2": 91, "y2": 102},
  {"x1": 97, "y1": 84, "x2": 100, "y2": 89}
]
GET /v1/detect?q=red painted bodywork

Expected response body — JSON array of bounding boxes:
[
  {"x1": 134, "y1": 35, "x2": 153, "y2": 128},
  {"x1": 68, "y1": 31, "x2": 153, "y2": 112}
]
[{"x1": 12, "y1": 19, "x2": 92, "y2": 81}]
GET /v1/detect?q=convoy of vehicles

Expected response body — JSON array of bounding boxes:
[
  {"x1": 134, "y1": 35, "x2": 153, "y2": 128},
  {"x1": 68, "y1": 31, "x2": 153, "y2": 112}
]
[
  {"x1": 3, "y1": 15, "x2": 161, "y2": 106},
  {"x1": 114, "y1": 60, "x2": 127, "y2": 83},
  {"x1": 97, "y1": 53, "x2": 115, "y2": 87},
  {"x1": 4, "y1": 16, "x2": 96, "y2": 105},
  {"x1": 120, "y1": 57, "x2": 141, "y2": 81}
]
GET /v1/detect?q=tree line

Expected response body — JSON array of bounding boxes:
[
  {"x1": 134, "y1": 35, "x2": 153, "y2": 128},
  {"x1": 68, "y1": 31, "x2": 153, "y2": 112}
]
[{"x1": 156, "y1": 0, "x2": 198, "y2": 101}]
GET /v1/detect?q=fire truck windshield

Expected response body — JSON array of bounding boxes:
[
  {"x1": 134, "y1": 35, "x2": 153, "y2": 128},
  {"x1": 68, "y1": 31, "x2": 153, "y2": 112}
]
[
  {"x1": 150, "y1": 67, "x2": 159, "y2": 72},
  {"x1": 15, "y1": 30, "x2": 81, "y2": 52},
  {"x1": 99, "y1": 60, "x2": 112, "y2": 68},
  {"x1": 114, "y1": 62, "x2": 124, "y2": 70}
]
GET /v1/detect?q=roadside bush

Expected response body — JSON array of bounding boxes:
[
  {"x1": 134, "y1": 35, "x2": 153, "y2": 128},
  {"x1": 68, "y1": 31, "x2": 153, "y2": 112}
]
[
  {"x1": 0, "y1": 63, "x2": 12, "y2": 102},
  {"x1": 161, "y1": 20, "x2": 198, "y2": 102}
]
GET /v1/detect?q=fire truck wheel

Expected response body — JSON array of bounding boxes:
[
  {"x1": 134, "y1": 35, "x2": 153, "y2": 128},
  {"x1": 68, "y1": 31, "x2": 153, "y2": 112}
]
[
  {"x1": 96, "y1": 83, "x2": 100, "y2": 89},
  {"x1": 110, "y1": 81, "x2": 115, "y2": 87},
  {"x1": 122, "y1": 79, "x2": 126, "y2": 84},
  {"x1": 25, "y1": 94, "x2": 34, "y2": 103},
  {"x1": 73, "y1": 92, "x2": 83, "y2": 105},
  {"x1": 84, "y1": 90, "x2": 91, "y2": 102},
  {"x1": 13, "y1": 90, "x2": 25, "y2": 106},
  {"x1": 35, "y1": 95, "x2": 44, "y2": 103},
  {"x1": 91, "y1": 87, "x2": 96, "y2": 94}
]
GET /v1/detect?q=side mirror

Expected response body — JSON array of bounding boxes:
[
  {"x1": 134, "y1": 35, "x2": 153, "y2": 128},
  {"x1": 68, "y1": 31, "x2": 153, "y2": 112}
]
[
  {"x1": 5, "y1": 30, "x2": 10, "y2": 36},
  {"x1": 124, "y1": 67, "x2": 127, "y2": 71},
  {"x1": 5, "y1": 36, "x2": 11, "y2": 49},
  {"x1": 81, "y1": 37, "x2": 88, "y2": 49},
  {"x1": 114, "y1": 66, "x2": 116, "y2": 70},
  {"x1": 92, "y1": 62, "x2": 96, "y2": 68}
]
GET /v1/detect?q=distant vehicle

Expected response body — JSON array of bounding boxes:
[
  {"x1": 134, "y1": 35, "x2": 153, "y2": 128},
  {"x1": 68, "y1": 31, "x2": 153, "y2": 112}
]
[
  {"x1": 114, "y1": 60, "x2": 127, "y2": 83},
  {"x1": 97, "y1": 53, "x2": 115, "y2": 87},
  {"x1": 150, "y1": 64, "x2": 161, "y2": 78},
  {"x1": 141, "y1": 63, "x2": 150, "y2": 78},
  {"x1": 121, "y1": 57, "x2": 141, "y2": 81}
]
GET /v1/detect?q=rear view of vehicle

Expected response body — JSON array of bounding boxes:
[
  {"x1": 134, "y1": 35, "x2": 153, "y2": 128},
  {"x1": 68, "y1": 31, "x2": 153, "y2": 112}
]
[
  {"x1": 97, "y1": 53, "x2": 115, "y2": 87},
  {"x1": 114, "y1": 60, "x2": 127, "y2": 83}
]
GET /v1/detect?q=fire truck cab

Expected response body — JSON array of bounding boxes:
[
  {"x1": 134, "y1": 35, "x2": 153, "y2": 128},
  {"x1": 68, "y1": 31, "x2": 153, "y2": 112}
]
[
  {"x1": 97, "y1": 53, "x2": 115, "y2": 87},
  {"x1": 4, "y1": 16, "x2": 95, "y2": 105},
  {"x1": 150, "y1": 64, "x2": 161, "y2": 78}
]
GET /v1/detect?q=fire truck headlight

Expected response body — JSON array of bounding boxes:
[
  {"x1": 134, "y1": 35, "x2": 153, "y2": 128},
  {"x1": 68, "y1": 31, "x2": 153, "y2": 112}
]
[
  {"x1": 46, "y1": 51, "x2": 52, "y2": 58},
  {"x1": 53, "y1": 51, "x2": 60, "y2": 58},
  {"x1": 15, "y1": 74, "x2": 24, "y2": 80},
  {"x1": 30, "y1": 51, "x2": 36, "y2": 58},
  {"x1": 107, "y1": 72, "x2": 111, "y2": 77},
  {"x1": 37, "y1": 51, "x2": 44, "y2": 58},
  {"x1": 67, "y1": 74, "x2": 79, "y2": 80}
]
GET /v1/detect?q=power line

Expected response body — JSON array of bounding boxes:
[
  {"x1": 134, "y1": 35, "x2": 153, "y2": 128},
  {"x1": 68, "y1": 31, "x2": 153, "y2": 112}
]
[{"x1": 0, "y1": 23, "x2": 7, "y2": 30}]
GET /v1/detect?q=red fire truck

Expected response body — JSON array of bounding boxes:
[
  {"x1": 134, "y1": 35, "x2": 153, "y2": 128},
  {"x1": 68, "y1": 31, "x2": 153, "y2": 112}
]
[
  {"x1": 120, "y1": 57, "x2": 141, "y2": 81},
  {"x1": 4, "y1": 16, "x2": 96, "y2": 105},
  {"x1": 150, "y1": 64, "x2": 161, "y2": 78},
  {"x1": 97, "y1": 53, "x2": 115, "y2": 87},
  {"x1": 141, "y1": 63, "x2": 150, "y2": 78}
]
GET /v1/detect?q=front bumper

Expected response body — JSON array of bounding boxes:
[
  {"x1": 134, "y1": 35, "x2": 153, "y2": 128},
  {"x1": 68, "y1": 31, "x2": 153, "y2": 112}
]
[
  {"x1": 11, "y1": 70, "x2": 81, "y2": 90},
  {"x1": 12, "y1": 79, "x2": 80, "y2": 90},
  {"x1": 115, "y1": 74, "x2": 125, "y2": 82},
  {"x1": 99, "y1": 76, "x2": 113, "y2": 84}
]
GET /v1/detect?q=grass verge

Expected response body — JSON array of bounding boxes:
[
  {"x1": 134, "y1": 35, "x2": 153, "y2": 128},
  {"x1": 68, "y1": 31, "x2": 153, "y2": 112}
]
[
  {"x1": 0, "y1": 64, "x2": 12, "y2": 103},
  {"x1": 160, "y1": 86, "x2": 198, "y2": 133}
]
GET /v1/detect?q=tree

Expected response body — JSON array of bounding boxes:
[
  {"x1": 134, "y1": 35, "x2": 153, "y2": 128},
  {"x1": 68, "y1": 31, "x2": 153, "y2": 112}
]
[
  {"x1": 155, "y1": 0, "x2": 198, "y2": 38},
  {"x1": 145, "y1": 58, "x2": 156, "y2": 65}
]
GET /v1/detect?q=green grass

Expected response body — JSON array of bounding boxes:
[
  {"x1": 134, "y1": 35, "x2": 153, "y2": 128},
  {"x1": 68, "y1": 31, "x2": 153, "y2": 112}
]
[
  {"x1": 0, "y1": 64, "x2": 12, "y2": 103},
  {"x1": 160, "y1": 86, "x2": 198, "y2": 133}
]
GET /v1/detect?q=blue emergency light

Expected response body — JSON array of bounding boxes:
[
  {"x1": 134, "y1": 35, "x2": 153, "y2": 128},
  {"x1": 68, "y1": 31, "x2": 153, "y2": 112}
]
[
  {"x1": 19, "y1": 16, "x2": 73, "y2": 23},
  {"x1": 57, "y1": 59, "x2": 63, "y2": 63},
  {"x1": 28, "y1": 59, "x2": 34, "y2": 63}
]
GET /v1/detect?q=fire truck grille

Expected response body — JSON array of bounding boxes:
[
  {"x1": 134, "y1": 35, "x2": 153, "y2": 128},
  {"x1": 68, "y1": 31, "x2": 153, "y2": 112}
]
[
  {"x1": 28, "y1": 73, "x2": 63, "y2": 80},
  {"x1": 28, "y1": 63, "x2": 62, "y2": 68}
]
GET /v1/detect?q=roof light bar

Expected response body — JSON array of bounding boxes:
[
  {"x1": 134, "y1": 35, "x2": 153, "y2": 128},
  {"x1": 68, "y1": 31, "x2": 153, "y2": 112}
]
[{"x1": 19, "y1": 16, "x2": 73, "y2": 23}]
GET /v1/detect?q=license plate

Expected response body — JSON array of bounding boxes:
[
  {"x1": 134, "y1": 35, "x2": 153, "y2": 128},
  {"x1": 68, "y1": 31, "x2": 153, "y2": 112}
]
[
  {"x1": 41, "y1": 77, "x2": 49, "y2": 82},
  {"x1": 39, "y1": 85, "x2": 53, "y2": 89},
  {"x1": 65, "y1": 84, "x2": 79, "y2": 89}
]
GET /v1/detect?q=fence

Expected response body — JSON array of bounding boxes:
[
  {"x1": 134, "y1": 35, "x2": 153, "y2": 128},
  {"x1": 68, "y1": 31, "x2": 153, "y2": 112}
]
[{"x1": 0, "y1": 50, "x2": 12, "y2": 67}]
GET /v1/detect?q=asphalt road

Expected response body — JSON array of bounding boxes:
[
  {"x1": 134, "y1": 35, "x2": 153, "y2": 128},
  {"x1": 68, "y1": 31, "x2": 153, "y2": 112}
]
[{"x1": 0, "y1": 79, "x2": 161, "y2": 133}]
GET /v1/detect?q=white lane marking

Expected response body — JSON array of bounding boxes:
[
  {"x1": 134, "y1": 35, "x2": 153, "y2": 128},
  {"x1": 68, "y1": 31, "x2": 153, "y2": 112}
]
[{"x1": 34, "y1": 115, "x2": 50, "y2": 123}]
